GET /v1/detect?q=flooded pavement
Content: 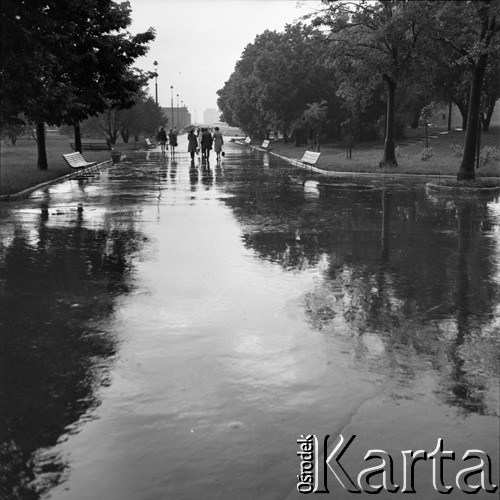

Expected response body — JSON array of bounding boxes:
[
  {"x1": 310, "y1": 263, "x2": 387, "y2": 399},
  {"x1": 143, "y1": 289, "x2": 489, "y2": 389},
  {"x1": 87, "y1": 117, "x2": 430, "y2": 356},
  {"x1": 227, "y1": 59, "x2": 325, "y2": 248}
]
[{"x1": 0, "y1": 140, "x2": 499, "y2": 499}]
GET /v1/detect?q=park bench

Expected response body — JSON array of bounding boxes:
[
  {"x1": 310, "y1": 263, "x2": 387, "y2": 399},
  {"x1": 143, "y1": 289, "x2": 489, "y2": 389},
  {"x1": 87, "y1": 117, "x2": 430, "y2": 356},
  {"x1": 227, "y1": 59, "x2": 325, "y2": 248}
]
[
  {"x1": 300, "y1": 151, "x2": 321, "y2": 167},
  {"x1": 70, "y1": 142, "x2": 109, "y2": 151},
  {"x1": 254, "y1": 139, "x2": 271, "y2": 152},
  {"x1": 62, "y1": 152, "x2": 98, "y2": 170}
]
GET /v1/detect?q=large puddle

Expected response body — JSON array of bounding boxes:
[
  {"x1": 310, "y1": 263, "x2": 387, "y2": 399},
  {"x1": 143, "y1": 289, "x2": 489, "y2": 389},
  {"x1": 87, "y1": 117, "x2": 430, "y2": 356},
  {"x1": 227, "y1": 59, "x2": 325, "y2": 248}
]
[{"x1": 0, "y1": 141, "x2": 498, "y2": 499}]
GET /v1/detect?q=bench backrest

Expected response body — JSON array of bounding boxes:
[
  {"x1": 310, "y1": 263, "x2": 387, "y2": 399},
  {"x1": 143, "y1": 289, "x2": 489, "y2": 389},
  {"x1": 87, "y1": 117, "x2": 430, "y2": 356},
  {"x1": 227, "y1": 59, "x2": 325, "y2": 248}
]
[
  {"x1": 261, "y1": 140, "x2": 270, "y2": 148},
  {"x1": 301, "y1": 151, "x2": 321, "y2": 165},
  {"x1": 62, "y1": 152, "x2": 90, "y2": 168},
  {"x1": 244, "y1": 137, "x2": 251, "y2": 144}
]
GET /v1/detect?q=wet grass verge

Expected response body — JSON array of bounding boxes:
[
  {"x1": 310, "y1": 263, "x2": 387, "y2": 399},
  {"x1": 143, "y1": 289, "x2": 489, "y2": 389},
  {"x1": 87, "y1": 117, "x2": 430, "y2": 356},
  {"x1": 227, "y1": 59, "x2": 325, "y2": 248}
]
[{"x1": 0, "y1": 134, "x2": 143, "y2": 196}]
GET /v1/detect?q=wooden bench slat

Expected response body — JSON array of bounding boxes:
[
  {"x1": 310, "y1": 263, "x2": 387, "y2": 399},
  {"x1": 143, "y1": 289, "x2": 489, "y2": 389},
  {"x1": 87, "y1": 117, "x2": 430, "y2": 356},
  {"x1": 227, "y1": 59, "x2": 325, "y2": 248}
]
[{"x1": 63, "y1": 152, "x2": 98, "y2": 169}]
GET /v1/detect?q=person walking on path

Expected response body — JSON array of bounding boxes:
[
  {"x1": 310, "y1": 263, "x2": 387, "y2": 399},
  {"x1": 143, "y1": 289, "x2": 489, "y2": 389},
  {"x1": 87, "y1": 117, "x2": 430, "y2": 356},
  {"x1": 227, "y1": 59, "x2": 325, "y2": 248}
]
[
  {"x1": 201, "y1": 128, "x2": 213, "y2": 163},
  {"x1": 168, "y1": 129, "x2": 178, "y2": 154},
  {"x1": 212, "y1": 127, "x2": 224, "y2": 161},
  {"x1": 157, "y1": 127, "x2": 168, "y2": 154},
  {"x1": 197, "y1": 128, "x2": 202, "y2": 153},
  {"x1": 187, "y1": 129, "x2": 198, "y2": 163}
]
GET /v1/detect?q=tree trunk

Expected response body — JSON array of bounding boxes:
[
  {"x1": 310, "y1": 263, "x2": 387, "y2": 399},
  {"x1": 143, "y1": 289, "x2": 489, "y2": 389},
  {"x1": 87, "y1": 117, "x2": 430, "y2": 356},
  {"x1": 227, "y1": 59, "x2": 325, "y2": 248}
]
[
  {"x1": 457, "y1": 54, "x2": 488, "y2": 180},
  {"x1": 447, "y1": 100, "x2": 452, "y2": 132},
  {"x1": 294, "y1": 130, "x2": 301, "y2": 147},
  {"x1": 37, "y1": 122, "x2": 48, "y2": 170},
  {"x1": 74, "y1": 123, "x2": 82, "y2": 153},
  {"x1": 475, "y1": 113, "x2": 481, "y2": 169},
  {"x1": 461, "y1": 111, "x2": 468, "y2": 131},
  {"x1": 454, "y1": 98, "x2": 468, "y2": 131},
  {"x1": 379, "y1": 77, "x2": 397, "y2": 168},
  {"x1": 120, "y1": 127, "x2": 130, "y2": 143},
  {"x1": 482, "y1": 96, "x2": 496, "y2": 132}
]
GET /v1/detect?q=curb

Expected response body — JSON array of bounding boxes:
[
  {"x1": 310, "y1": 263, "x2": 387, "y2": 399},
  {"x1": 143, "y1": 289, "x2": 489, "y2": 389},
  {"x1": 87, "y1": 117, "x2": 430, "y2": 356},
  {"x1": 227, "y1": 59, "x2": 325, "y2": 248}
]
[{"x1": 0, "y1": 159, "x2": 112, "y2": 201}]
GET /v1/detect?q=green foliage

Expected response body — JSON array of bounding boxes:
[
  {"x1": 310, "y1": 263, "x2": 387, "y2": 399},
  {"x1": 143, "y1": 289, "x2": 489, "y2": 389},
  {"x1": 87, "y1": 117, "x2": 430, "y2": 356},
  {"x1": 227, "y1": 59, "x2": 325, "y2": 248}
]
[
  {"x1": 0, "y1": 114, "x2": 32, "y2": 145},
  {"x1": 450, "y1": 144, "x2": 464, "y2": 157},
  {"x1": 419, "y1": 147, "x2": 434, "y2": 161},
  {"x1": 79, "y1": 95, "x2": 164, "y2": 144},
  {"x1": 479, "y1": 146, "x2": 500, "y2": 167},
  {"x1": 0, "y1": 0, "x2": 155, "y2": 127},
  {"x1": 302, "y1": 101, "x2": 328, "y2": 132},
  {"x1": 217, "y1": 24, "x2": 340, "y2": 138}
]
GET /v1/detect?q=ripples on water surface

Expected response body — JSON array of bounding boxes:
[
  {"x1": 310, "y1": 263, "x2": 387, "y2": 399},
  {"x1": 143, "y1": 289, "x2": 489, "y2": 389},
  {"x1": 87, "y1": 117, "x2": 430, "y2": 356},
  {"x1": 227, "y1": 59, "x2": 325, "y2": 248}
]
[{"x1": 0, "y1": 144, "x2": 498, "y2": 499}]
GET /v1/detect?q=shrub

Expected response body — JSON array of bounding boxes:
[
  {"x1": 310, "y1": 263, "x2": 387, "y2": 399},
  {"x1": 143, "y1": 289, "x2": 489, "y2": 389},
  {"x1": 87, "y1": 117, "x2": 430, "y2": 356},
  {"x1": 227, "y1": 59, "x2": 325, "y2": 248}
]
[
  {"x1": 450, "y1": 144, "x2": 463, "y2": 157},
  {"x1": 395, "y1": 146, "x2": 408, "y2": 160},
  {"x1": 479, "y1": 146, "x2": 500, "y2": 167},
  {"x1": 419, "y1": 147, "x2": 433, "y2": 161}
]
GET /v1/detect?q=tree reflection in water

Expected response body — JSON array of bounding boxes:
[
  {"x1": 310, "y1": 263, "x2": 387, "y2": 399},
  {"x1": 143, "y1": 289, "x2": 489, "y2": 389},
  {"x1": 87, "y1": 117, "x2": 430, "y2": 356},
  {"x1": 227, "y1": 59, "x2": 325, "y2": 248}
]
[
  {"x1": 224, "y1": 177, "x2": 499, "y2": 418},
  {"x1": 0, "y1": 205, "x2": 147, "y2": 499}
]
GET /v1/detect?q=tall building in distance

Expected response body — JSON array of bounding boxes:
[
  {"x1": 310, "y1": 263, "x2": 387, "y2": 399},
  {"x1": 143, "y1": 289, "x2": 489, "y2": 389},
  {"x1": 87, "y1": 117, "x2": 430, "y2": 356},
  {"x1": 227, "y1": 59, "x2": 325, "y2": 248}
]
[
  {"x1": 203, "y1": 108, "x2": 219, "y2": 126},
  {"x1": 161, "y1": 106, "x2": 192, "y2": 130}
]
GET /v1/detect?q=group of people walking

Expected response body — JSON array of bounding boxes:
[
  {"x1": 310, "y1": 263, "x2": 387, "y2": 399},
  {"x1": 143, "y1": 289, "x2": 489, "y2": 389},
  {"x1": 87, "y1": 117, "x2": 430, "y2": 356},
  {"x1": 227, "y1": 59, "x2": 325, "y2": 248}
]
[
  {"x1": 187, "y1": 127, "x2": 224, "y2": 164},
  {"x1": 156, "y1": 126, "x2": 225, "y2": 165},
  {"x1": 156, "y1": 127, "x2": 178, "y2": 154}
]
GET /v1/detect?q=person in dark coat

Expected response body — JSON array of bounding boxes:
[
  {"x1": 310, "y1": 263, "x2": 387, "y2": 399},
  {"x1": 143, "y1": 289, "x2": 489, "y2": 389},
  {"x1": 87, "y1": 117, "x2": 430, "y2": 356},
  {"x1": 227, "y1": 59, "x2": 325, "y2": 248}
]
[
  {"x1": 187, "y1": 130, "x2": 198, "y2": 162},
  {"x1": 157, "y1": 127, "x2": 167, "y2": 154},
  {"x1": 168, "y1": 129, "x2": 178, "y2": 153},
  {"x1": 201, "y1": 128, "x2": 213, "y2": 162}
]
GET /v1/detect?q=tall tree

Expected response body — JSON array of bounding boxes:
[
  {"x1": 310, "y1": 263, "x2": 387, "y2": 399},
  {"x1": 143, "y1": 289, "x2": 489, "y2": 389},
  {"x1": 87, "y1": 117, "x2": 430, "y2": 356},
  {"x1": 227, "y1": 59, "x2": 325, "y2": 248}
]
[
  {"x1": 435, "y1": 1, "x2": 499, "y2": 180},
  {"x1": 0, "y1": 0, "x2": 154, "y2": 168},
  {"x1": 311, "y1": 0, "x2": 438, "y2": 167},
  {"x1": 217, "y1": 24, "x2": 336, "y2": 140}
]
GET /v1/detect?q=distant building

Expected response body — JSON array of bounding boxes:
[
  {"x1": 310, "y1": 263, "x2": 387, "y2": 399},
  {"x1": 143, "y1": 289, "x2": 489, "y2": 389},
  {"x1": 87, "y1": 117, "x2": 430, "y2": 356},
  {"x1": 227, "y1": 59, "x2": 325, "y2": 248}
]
[
  {"x1": 161, "y1": 106, "x2": 192, "y2": 130},
  {"x1": 203, "y1": 108, "x2": 219, "y2": 126}
]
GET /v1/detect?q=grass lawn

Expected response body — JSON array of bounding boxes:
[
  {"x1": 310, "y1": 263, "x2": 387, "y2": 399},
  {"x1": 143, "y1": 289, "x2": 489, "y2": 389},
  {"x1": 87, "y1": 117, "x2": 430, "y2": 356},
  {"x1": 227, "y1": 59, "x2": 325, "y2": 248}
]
[
  {"x1": 268, "y1": 125, "x2": 500, "y2": 178},
  {"x1": 0, "y1": 134, "x2": 144, "y2": 195}
]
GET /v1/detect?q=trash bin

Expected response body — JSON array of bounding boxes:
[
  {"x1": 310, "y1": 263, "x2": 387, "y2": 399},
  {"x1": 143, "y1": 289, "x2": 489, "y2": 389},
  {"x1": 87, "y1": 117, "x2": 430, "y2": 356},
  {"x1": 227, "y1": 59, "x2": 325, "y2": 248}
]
[{"x1": 111, "y1": 150, "x2": 121, "y2": 164}]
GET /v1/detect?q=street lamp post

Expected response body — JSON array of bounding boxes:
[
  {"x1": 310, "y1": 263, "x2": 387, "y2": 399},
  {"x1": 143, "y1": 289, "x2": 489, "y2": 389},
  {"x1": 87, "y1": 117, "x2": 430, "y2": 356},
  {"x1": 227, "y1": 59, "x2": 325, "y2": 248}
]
[
  {"x1": 176, "y1": 94, "x2": 180, "y2": 129},
  {"x1": 153, "y1": 61, "x2": 158, "y2": 106},
  {"x1": 170, "y1": 86, "x2": 174, "y2": 129}
]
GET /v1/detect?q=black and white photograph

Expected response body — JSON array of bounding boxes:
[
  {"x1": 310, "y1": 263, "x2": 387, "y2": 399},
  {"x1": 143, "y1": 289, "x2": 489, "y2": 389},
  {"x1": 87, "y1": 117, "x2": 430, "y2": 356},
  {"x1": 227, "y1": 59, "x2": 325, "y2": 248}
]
[{"x1": 1, "y1": 1, "x2": 499, "y2": 499}]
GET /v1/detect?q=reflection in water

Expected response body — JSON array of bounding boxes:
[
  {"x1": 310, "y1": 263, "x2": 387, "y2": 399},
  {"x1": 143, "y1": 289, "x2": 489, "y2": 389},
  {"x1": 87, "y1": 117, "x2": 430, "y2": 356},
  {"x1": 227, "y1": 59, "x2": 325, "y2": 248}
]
[
  {"x1": 223, "y1": 176, "x2": 499, "y2": 417},
  {"x1": 0, "y1": 149, "x2": 498, "y2": 499},
  {"x1": 0, "y1": 204, "x2": 147, "y2": 499},
  {"x1": 380, "y1": 188, "x2": 392, "y2": 262},
  {"x1": 446, "y1": 200, "x2": 496, "y2": 415}
]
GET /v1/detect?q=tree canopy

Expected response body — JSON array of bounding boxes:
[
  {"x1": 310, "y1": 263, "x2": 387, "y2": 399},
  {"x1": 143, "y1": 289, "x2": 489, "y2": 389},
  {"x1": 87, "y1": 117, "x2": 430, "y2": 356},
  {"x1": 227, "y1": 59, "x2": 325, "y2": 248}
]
[
  {"x1": 217, "y1": 23, "x2": 340, "y2": 142},
  {"x1": 0, "y1": 0, "x2": 155, "y2": 168},
  {"x1": 217, "y1": 0, "x2": 499, "y2": 179}
]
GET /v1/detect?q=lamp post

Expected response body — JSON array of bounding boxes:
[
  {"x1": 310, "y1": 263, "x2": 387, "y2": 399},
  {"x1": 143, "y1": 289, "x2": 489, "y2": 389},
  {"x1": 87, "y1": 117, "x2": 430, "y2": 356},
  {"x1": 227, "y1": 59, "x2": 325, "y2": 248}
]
[
  {"x1": 170, "y1": 86, "x2": 174, "y2": 128},
  {"x1": 153, "y1": 61, "x2": 158, "y2": 106},
  {"x1": 176, "y1": 94, "x2": 180, "y2": 129}
]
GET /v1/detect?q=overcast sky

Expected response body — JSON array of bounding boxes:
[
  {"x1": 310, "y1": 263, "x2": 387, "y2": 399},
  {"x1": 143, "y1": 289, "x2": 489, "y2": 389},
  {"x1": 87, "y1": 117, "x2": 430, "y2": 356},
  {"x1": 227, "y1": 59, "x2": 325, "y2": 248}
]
[{"x1": 128, "y1": 0, "x2": 323, "y2": 122}]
